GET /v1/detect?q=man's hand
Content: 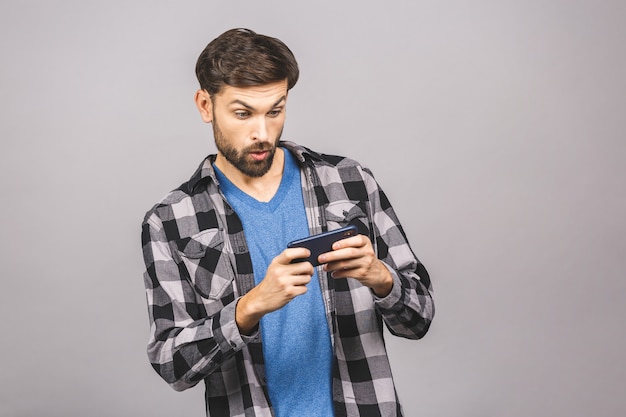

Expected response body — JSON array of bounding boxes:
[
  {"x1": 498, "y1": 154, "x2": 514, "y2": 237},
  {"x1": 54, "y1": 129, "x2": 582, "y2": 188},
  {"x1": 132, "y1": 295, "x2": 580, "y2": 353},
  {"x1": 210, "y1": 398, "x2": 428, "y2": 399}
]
[
  {"x1": 318, "y1": 234, "x2": 393, "y2": 298},
  {"x1": 236, "y1": 247, "x2": 314, "y2": 334}
]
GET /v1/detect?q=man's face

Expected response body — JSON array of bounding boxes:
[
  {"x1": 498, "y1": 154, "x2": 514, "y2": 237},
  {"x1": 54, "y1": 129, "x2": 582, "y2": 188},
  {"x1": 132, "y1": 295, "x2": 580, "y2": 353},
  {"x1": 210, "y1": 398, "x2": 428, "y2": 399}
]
[{"x1": 203, "y1": 80, "x2": 288, "y2": 178}]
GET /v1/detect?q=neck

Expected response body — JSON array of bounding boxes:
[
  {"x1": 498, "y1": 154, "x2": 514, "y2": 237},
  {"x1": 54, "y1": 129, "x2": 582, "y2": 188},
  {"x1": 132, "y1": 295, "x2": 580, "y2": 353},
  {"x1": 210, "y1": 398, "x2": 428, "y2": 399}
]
[{"x1": 215, "y1": 147, "x2": 285, "y2": 202}]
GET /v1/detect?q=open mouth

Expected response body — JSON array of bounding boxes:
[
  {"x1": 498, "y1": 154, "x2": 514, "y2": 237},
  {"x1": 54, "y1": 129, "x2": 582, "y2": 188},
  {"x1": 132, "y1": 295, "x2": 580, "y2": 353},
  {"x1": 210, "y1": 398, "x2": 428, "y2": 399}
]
[{"x1": 249, "y1": 150, "x2": 270, "y2": 161}]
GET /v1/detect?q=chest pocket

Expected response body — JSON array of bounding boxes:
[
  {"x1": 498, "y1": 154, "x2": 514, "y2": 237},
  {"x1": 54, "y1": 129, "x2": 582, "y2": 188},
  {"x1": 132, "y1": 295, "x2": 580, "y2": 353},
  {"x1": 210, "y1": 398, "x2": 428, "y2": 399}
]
[
  {"x1": 325, "y1": 200, "x2": 371, "y2": 238},
  {"x1": 175, "y1": 228, "x2": 234, "y2": 300}
]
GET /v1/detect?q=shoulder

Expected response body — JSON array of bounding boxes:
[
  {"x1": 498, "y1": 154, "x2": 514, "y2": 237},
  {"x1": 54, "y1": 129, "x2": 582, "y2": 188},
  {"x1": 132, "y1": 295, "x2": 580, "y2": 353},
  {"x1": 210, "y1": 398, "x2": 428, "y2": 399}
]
[
  {"x1": 142, "y1": 156, "x2": 218, "y2": 229},
  {"x1": 141, "y1": 184, "x2": 196, "y2": 230},
  {"x1": 311, "y1": 150, "x2": 377, "y2": 188},
  {"x1": 316, "y1": 152, "x2": 362, "y2": 170},
  {"x1": 283, "y1": 142, "x2": 381, "y2": 206},
  {"x1": 281, "y1": 140, "x2": 372, "y2": 176}
]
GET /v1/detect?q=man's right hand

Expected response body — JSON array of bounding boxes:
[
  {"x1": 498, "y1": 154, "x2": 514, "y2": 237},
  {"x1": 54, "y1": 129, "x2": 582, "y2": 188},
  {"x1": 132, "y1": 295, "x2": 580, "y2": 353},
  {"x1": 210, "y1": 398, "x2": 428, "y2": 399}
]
[{"x1": 235, "y1": 247, "x2": 314, "y2": 335}]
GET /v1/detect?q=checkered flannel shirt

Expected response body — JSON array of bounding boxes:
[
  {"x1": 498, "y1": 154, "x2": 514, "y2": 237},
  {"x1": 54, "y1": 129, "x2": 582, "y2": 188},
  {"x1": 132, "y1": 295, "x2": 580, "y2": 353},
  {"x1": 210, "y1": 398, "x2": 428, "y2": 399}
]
[{"x1": 141, "y1": 141, "x2": 434, "y2": 417}]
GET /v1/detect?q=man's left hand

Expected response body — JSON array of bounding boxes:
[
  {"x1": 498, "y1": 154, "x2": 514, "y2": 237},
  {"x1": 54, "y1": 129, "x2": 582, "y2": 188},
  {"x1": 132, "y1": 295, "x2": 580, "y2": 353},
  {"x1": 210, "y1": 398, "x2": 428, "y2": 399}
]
[{"x1": 318, "y1": 234, "x2": 393, "y2": 297}]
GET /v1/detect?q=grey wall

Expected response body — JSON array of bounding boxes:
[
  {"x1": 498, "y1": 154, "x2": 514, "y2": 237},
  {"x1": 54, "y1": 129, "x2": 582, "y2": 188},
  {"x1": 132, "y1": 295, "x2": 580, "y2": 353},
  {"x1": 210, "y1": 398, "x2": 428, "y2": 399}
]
[{"x1": 1, "y1": 1, "x2": 625, "y2": 416}]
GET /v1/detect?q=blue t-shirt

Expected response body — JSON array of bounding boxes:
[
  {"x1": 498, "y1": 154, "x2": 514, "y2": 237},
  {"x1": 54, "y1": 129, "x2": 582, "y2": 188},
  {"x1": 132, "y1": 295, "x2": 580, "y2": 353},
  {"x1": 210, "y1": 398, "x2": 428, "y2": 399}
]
[{"x1": 214, "y1": 149, "x2": 334, "y2": 417}]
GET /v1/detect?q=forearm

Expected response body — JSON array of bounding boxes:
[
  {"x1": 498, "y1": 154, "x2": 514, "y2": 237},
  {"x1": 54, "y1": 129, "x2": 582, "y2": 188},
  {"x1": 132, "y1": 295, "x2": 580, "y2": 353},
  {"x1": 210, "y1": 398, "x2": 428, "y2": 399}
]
[
  {"x1": 361, "y1": 167, "x2": 435, "y2": 338},
  {"x1": 374, "y1": 261, "x2": 435, "y2": 339},
  {"x1": 142, "y1": 218, "x2": 251, "y2": 390},
  {"x1": 147, "y1": 297, "x2": 249, "y2": 391}
]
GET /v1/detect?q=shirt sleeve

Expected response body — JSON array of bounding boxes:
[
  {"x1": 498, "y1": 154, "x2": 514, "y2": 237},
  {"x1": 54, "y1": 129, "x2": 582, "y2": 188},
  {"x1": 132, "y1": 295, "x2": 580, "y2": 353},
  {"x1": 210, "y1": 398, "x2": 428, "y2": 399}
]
[
  {"x1": 141, "y1": 210, "x2": 255, "y2": 391},
  {"x1": 362, "y1": 167, "x2": 435, "y2": 339}
]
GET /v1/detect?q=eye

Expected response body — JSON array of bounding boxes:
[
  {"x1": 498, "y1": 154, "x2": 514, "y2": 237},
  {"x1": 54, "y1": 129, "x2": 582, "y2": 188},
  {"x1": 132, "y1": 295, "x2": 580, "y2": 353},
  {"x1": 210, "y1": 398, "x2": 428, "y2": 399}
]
[
  {"x1": 234, "y1": 111, "x2": 250, "y2": 119},
  {"x1": 267, "y1": 108, "x2": 283, "y2": 118}
]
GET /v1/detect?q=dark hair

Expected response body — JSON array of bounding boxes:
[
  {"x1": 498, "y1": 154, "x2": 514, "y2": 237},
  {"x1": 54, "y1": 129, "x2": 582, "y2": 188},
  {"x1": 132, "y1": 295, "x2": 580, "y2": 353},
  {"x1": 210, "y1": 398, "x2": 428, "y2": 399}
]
[{"x1": 195, "y1": 28, "x2": 299, "y2": 96}]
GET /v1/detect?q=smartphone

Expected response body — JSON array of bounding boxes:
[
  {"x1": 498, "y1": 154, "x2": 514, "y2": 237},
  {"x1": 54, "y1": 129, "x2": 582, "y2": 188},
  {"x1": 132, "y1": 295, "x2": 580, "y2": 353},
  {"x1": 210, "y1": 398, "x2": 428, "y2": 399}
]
[{"x1": 287, "y1": 225, "x2": 358, "y2": 266}]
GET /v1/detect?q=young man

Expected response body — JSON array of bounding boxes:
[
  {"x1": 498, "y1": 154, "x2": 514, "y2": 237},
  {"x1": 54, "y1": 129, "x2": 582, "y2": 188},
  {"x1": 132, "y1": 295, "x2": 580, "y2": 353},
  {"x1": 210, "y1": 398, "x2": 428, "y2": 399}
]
[{"x1": 141, "y1": 28, "x2": 434, "y2": 417}]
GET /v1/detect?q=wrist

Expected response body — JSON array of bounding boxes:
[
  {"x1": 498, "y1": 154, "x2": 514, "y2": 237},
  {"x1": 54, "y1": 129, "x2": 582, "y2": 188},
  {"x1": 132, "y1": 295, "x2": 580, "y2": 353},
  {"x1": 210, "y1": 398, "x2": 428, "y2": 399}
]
[
  {"x1": 235, "y1": 293, "x2": 263, "y2": 335},
  {"x1": 371, "y1": 261, "x2": 393, "y2": 297}
]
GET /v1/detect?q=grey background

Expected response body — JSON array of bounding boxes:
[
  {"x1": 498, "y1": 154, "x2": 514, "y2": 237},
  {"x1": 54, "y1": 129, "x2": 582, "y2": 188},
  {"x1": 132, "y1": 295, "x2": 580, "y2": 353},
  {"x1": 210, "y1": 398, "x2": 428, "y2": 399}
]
[{"x1": 1, "y1": 1, "x2": 625, "y2": 416}]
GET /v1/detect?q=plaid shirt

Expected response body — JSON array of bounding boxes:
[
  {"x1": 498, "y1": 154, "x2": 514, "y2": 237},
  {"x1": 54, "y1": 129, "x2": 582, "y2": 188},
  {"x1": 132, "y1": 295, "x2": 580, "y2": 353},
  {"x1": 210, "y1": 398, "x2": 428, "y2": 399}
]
[{"x1": 141, "y1": 141, "x2": 434, "y2": 417}]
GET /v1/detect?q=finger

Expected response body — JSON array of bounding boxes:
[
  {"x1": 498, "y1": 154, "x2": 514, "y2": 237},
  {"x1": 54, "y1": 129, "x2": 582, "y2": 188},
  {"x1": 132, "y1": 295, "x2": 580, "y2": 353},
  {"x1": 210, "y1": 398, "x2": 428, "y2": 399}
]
[
  {"x1": 288, "y1": 260, "x2": 315, "y2": 277},
  {"x1": 332, "y1": 234, "x2": 369, "y2": 250},
  {"x1": 288, "y1": 283, "x2": 309, "y2": 298},
  {"x1": 324, "y1": 258, "x2": 359, "y2": 273},
  {"x1": 319, "y1": 246, "x2": 361, "y2": 265},
  {"x1": 278, "y1": 247, "x2": 311, "y2": 264},
  {"x1": 288, "y1": 273, "x2": 313, "y2": 286},
  {"x1": 328, "y1": 265, "x2": 362, "y2": 279}
]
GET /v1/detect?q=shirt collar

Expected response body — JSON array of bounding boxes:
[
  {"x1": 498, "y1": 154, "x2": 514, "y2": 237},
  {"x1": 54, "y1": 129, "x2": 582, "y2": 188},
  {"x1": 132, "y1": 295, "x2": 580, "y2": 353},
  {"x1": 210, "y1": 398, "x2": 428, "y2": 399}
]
[{"x1": 186, "y1": 141, "x2": 322, "y2": 193}]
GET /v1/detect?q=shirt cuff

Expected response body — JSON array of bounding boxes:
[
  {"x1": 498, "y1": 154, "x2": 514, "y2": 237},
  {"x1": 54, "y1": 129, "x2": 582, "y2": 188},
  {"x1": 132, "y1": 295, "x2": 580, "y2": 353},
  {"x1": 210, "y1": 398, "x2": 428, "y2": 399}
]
[{"x1": 216, "y1": 298, "x2": 259, "y2": 352}]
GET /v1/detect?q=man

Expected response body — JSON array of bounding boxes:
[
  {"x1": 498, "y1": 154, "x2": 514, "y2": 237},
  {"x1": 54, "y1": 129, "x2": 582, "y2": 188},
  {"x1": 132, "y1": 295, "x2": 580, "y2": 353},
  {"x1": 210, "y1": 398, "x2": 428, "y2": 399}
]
[{"x1": 141, "y1": 28, "x2": 434, "y2": 417}]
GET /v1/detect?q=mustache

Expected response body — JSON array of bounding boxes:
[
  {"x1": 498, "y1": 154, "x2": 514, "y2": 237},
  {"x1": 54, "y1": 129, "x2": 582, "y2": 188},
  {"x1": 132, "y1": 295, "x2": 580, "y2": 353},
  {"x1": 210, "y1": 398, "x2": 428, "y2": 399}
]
[{"x1": 244, "y1": 142, "x2": 275, "y2": 153}]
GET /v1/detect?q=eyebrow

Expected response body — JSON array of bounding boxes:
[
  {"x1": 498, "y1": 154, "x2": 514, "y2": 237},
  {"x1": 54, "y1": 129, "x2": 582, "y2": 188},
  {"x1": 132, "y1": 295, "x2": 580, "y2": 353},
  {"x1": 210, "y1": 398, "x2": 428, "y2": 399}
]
[{"x1": 229, "y1": 95, "x2": 287, "y2": 111}]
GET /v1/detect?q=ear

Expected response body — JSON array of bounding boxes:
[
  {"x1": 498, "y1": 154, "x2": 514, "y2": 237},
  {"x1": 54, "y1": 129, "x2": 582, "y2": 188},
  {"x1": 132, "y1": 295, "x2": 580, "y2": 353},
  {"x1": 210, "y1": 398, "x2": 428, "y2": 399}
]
[{"x1": 194, "y1": 89, "x2": 213, "y2": 123}]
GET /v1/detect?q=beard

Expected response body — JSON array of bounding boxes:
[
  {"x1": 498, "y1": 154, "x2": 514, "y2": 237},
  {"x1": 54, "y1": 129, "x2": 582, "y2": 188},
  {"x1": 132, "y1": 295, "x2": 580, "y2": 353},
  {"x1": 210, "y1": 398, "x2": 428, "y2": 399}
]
[{"x1": 213, "y1": 118, "x2": 283, "y2": 178}]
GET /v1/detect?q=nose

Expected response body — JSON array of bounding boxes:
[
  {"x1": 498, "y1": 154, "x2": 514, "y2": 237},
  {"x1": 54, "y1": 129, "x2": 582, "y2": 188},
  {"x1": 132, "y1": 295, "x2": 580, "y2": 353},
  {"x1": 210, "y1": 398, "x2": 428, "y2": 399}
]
[{"x1": 251, "y1": 116, "x2": 269, "y2": 141}]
